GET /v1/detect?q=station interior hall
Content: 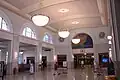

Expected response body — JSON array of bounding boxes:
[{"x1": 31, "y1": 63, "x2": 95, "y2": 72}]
[{"x1": 0, "y1": 0, "x2": 120, "y2": 80}]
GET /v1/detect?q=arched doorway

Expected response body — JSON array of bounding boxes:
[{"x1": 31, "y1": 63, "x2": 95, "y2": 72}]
[{"x1": 71, "y1": 33, "x2": 94, "y2": 68}]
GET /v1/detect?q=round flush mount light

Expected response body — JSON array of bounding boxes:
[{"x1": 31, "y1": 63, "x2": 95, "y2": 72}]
[
  {"x1": 72, "y1": 21, "x2": 79, "y2": 24},
  {"x1": 32, "y1": 15, "x2": 49, "y2": 26},
  {"x1": 58, "y1": 8, "x2": 69, "y2": 13}
]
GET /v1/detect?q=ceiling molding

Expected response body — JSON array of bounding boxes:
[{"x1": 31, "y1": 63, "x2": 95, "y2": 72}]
[
  {"x1": 21, "y1": 0, "x2": 75, "y2": 13},
  {"x1": 0, "y1": 0, "x2": 31, "y2": 20},
  {"x1": 46, "y1": 26, "x2": 57, "y2": 32},
  {"x1": 22, "y1": 3, "x2": 40, "y2": 14},
  {"x1": 0, "y1": 0, "x2": 108, "y2": 32},
  {"x1": 0, "y1": 45, "x2": 8, "y2": 48},
  {"x1": 49, "y1": 14, "x2": 101, "y2": 24},
  {"x1": 69, "y1": 25, "x2": 107, "y2": 31},
  {"x1": 52, "y1": 24, "x2": 107, "y2": 31},
  {"x1": 0, "y1": 0, "x2": 57, "y2": 33},
  {"x1": 97, "y1": 0, "x2": 108, "y2": 25}
]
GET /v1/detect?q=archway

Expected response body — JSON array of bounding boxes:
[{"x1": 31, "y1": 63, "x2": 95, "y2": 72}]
[
  {"x1": 71, "y1": 33, "x2": 93, "y2": 49},
  {"x1": 71, "y1": 33, "x2": 94, "y2": 68}
]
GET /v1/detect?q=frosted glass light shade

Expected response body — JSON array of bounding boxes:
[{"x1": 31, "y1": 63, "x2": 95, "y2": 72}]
[
  {"x1": 58, "y1": 31, "x2": 70, "y2": 38},
  {"x1": 109, "y1": 48, "x2": 112, "y2": 51},
  {"x1": 32, "y1": 15, "x2": 49, "y2": 26},
  {"x1": 107, "y1": 36, "x2": 112, "y2": 40},
  {"x1": 72, "y1": 39, "x2": 80, "y2": 44},
  {"x1": 108, "y1": 40, "x2": 112, "y2": 44}
]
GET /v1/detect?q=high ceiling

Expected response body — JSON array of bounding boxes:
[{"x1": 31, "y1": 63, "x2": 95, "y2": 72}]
[{"x1": 0, "y1": 0, "x2": 108, "y2": 31}]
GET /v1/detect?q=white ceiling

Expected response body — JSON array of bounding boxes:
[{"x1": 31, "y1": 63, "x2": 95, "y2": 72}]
[{"x1": 1, "y1": 0, "x2": 108, "y2": 31}]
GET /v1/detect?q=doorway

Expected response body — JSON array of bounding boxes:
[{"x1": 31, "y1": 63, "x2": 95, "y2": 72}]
[
  {"x1": 74, "y1": 53, "x2": 94, "y2": 68},
  {"x1": 42, "y1": 47, "x2": 53, "y2": 69},
  {"x1": 57, "y1": 55, "x2": 67, "y2": 68},
  {"x1": 42, "y1": 56, "x2": 47, "y2": 68},
  {"x1": 18, "y1": 42, "x2": 37, "y2": 72},
  {"x1": 0, "y1": 39, "x2": 11, "y2": 75},
  {"x1": 27, "y1": 57, "x2": 35, "y2": 64},
  {"x1": 99, "y1": 53, "x2": 109, "y2": 67}
]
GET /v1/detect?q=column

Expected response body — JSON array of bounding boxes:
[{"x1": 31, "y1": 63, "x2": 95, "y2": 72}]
[
  {"x1": 35, "y1": 42, "x2": 42, "y2": 72},
  {"x1": 110, "y1": 0, "x2": 120, "y2": 77},
  {"x1": 52, "y1": 47, "x2": 56, "y2": 69},
  {"x1": 67, "y1": 37, "x2": 74, "y2": 69},
  {"x1": 0, "y1": 49, "x2": 1, "y2": 61},
  {"x1": 7, "y1": 35, "x2": 19, "y2": 74},
  {"x1": 12, "y1": 35, "x2": 19, "y2": 73},
  {"x1": 94, "y1": 44, "x2": 99, "y2": 66},
  {"x1": 7, "y1": 41, "x2": 12, "y2": 74}
]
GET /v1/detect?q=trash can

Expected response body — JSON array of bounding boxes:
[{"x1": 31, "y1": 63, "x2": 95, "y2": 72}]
[{"x1": 13, "y1": 68, "x2": 17, "y2": 75}]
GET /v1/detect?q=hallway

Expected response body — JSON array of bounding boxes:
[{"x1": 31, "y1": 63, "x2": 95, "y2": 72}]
[{"x1": 0, "y1": 0, "x2": 119, "y2": 79}]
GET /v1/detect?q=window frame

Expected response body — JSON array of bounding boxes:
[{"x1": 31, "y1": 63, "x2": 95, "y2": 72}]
[
  {"x1": 22, "y1": 27, "x2": 36, "y2": 39},
  {"x1": 0, "y1": 17, "x2": 9, "y2": 31},
  {"x1": 43, "y1": 33, "x2": 53, "y2": 44}
]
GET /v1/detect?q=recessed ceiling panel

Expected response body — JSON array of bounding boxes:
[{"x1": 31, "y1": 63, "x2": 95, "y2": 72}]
[
  {"x1": 50, "y1": 17, "x2": 102, "y2": 30},
  {"x1": 29, "y1": 0, "x2": 99, "y2": 23},
  {"x1": 2, "y1": 0, "x2": 108, "y2": 31},
  {"x1": 5, "y1": 0, "x2": 39, "y2": 9}
]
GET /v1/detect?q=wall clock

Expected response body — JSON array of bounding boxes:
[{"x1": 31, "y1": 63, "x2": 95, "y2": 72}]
[{"x1": 99, "y1": 32, "x2": 105, "y2": 39}]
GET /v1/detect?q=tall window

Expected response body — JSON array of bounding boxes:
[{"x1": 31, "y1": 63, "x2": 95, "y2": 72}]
[
  {"x1": 18, "y1": 52, "x2": 23, "y2": 64},
  {"x1": 6, "y1": 52, "x2": 8, "y2": 64},
  {"x1": 22, "y1": 27, "x2": 36, "y2": 39},
  {"x1": 43, "y1": 33, "x2": 53, "y2": 44},
  {"x1": 0, "y1": 17, "x2": 9, "y2": 31}
]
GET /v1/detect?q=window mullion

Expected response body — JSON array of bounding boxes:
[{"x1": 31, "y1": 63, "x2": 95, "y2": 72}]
[
  {"x1": 25, "y1": 28, "x2": 27, "y2": 36},
  {"x1": 31, "y1": 30, "x2": 32, "y2": 38},
  {"x1": 1, "y1": 18, "x2": 3, "y2": 29}
]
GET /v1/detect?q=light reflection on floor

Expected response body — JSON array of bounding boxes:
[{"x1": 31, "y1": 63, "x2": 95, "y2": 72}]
[{"x1": 4, "y1": 67, "x2": 105, "y2": 80}]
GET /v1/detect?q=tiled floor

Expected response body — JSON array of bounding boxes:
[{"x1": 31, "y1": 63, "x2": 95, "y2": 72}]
[{"x1": 3, "y1": 67, "x2": 106, "y2": 80}]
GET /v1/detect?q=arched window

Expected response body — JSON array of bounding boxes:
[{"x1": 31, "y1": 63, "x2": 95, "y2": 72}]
[
  {"x1": 43, "y1": 33, "x2": 53, "y2": 44},
  {"x1": 0, "y1": 17, "x2": 9, "y2": 31},
  {"x1": 22, "y1": 27, "x2": 36, "y2": 39},
  {"x1": 71, "y1": 33, "x2": 93, "y2": 49}
]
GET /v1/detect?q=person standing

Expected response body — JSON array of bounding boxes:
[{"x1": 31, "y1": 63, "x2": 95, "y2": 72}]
[
  {"x1": 81, "y1": 60, "x2": 84, "y2": 68},
  {"x1": 53, "y1": 62, "x2": 58, "y2": 75},
  {"x1": 29, "y1": 61, "x2": 34, "y2": 74},
  {"x1": 107, "y1": 59, "x2": 115, "y2": 75}
]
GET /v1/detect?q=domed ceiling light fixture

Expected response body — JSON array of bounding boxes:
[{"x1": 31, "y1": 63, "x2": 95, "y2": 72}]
[
  {"x1": 72, "y1": 32, "x2": 80, "y2": 44},
  {"x1": 72, "y1": 38, "x2": 80, "y2": 44},
  {"x1": 32, "y1": 15, "x2": 49, "y2": 26},
  {"x1": 107, "y1": 36, "x2": 112, "y2": 40},
  {"x1": 58, "y1": 22, "x2": 70, "y2": 38},
  {"x1": 58, "y1": 8, "x2": 70, "y2": 38},
  {"x1": 108, "y1": 40, "x2": 112, "y2": 44},
  {"x1": 58, "y1": 30, "x2": 70, "y2": 38},
  {"x1": 109, "y1": 48, "x2": 112, "y2": 51}
]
